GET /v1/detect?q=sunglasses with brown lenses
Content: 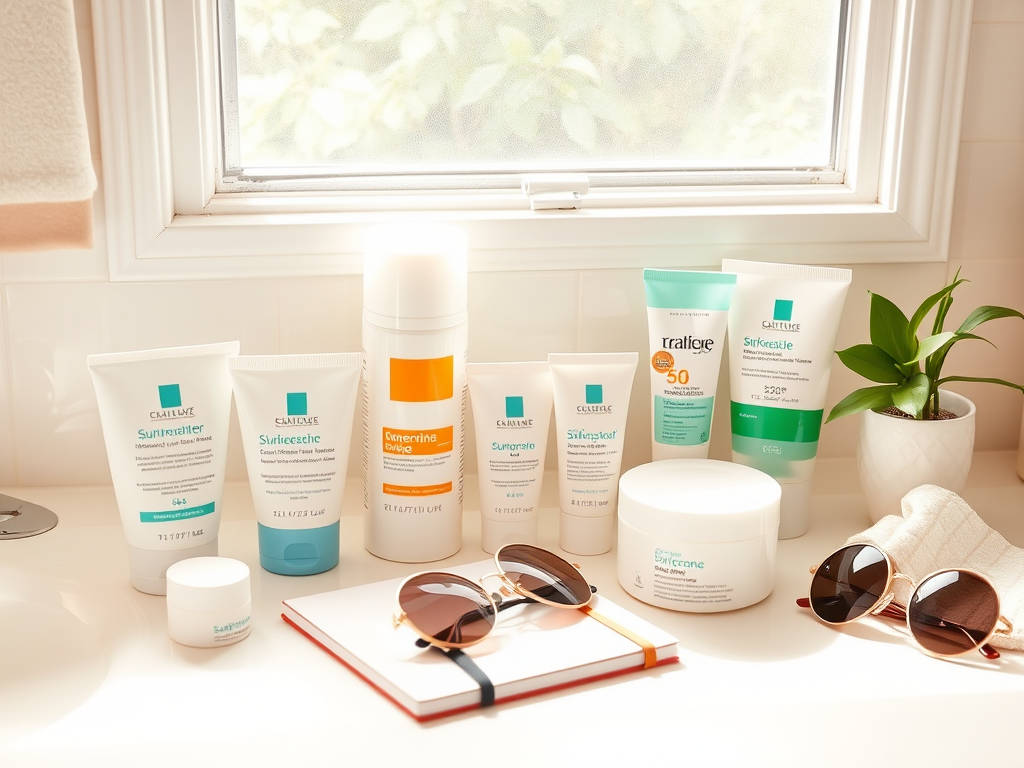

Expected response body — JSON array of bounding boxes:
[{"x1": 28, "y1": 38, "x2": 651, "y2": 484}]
[
  {"x1": 393, "y1": 543, "x2": 593, "y2": 650},
  {"x1": 797, "y1": 543, "x2": 1013, "y2": 659}
]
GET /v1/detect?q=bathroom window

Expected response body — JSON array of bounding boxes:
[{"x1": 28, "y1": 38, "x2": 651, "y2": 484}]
[
  {"x1": 219, "y1": 0, "x2": 845, "y2": 193},
  {"x1": 91, "y1": 0, "x2": 972, "y2": 280}
]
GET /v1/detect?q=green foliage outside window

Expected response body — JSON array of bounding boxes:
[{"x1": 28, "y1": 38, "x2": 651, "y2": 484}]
[{"x1": 232, "y1": 0, "x2": 840, "y2": 169}]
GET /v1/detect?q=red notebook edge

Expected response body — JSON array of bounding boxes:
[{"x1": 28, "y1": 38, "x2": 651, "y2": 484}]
[{"x1": 280, "y1": 611, "x2": 679, "y2": 723}]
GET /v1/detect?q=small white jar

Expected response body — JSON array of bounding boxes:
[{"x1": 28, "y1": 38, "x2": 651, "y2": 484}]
[
  {"x1": 166, "y1": 557, "x2": 252, "y2": 647},
  {"x1": 617, "y1": 460, "x2": 780, "y2": 613}
]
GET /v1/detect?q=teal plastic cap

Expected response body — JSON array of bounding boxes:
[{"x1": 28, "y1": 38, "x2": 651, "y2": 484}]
[{"x1": 258, "y1": 522, "x2": 339, "y2": 576}]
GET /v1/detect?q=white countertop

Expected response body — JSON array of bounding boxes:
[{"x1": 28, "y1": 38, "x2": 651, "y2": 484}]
[{"x1": 3, "y1": 455, "x2": 1024, "y2": 767}]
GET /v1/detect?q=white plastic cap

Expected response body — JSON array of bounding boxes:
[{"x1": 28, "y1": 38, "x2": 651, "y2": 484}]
[
  {"x1": 559, "y1": 512, "x2": 613, "y2": 555},
  {"x1": 166, "y1": 556, "x2": 251, "y2": 613},
  {"x1": 127, "y1": 539, "x2": 219, "y2": 595},
  {"x1": 481, "y1": 517, "x2": 538, "y2": 555},
  {"x1": 363, "y1": 224, "x2": 467, "y2": 326},
  {"x1": 777, "y1": 480, "x2": 813, "y2": 540}
]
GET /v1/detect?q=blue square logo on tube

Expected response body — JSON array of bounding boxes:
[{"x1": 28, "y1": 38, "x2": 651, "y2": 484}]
[
  {"x1": 158, "y1": 384, "x2": 182, "y2": 409},
  {"x1": 287, "y1": 392, "x2": 308, "y2": 416},
  {"x1": 773, "y1": 300, "x2": 794, "y2": 322},
  {"x1": 505, "y1": 396, "x2": 524, "y2": 418},
  {"x1": 585, "y1": 384, "x2": 603, "y2": 404}
]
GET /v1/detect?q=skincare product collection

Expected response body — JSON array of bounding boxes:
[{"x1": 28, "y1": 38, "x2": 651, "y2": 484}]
[{"x1": 85, "y1": 225, "x2": 857, "y2": 663}]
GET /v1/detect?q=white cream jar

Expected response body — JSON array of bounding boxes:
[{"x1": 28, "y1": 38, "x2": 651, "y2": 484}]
[
  {"x1": 617, "y1": 460, "x2": 780, "y2": 613},
  {"x1": 166, "y1": 557, "x2": 252, "y2": 647}
]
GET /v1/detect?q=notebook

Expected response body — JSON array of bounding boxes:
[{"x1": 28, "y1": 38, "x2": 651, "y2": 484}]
[{"x1": 281, "y1": 559, "x2": 679, "y2": 720}]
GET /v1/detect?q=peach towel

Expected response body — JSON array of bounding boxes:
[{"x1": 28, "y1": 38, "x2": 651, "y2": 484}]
[{"x1": 0, "y1": 0, "x2": 96, "y2": 250}]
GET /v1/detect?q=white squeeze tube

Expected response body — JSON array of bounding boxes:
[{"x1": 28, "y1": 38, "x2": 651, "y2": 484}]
[
  {"x1": 87, "y1": 341, "x2": 239, "y2": 595},
  {"x1": 466, "y1": 362, "x2": 552, "y2": 554},
  {"x1": 549, "y1": 352, "x2": 639, "y2": 556},
  {"x1": 722, "y1": 259, "x2": 852, "y2": 540},
  {"x1": 229, "y1": 354, "x2": 361, "y2": 576},
  {"x1": 643, "y1": 269, "x2": 736, "y2": 460}
]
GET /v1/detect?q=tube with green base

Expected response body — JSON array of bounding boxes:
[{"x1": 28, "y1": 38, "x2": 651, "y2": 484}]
[{"x1": 723, "y1": 259, "x2": 851, "y2": 539}]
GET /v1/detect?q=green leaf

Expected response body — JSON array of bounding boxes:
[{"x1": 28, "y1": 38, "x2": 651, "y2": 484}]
[
  {"x1": 907, "y1": 331, "x2": 955, "y2": 364},
  {"x1": 400, "y1": 25, "x2": 437, "y2": 64},
  {"x1": 435, "y1": 11, "x2": 457, "y2": 55},
  {"x1": 288, "y1": 9, "x2": 340, "y2": 45},
  {"x1": 955, "y1": 305, "x2": 1024, "y2": 335},
  {"x1": 891, "y1": 372, "x2": 931, "y2": 418},
  {"x1": 352, "y1": 2, "x2": 413, "y2": 42},
  {"x1": 455, "y1": 63, "x2": 508, "y2": 108},
  {"x1": 558, "y1": 54, "x2": 601, "y2": 84},
  {"x1": 649, "y1": 2, "x2": 684, "y2": 64},
  {"x1": 932, "y1": 291, "x2": 955, "y2": 336},
  {"x1": 907, "y1": 280, "x2": 965, "y2": 339},
  {"x1": 868, "y1": 292, "x2": 915, "y2": 364},
  {"x1": 328, "y1": 69, "x2": 375, "y2": 95},
  {"x1": 504, "y1": 76, "x2": 544, "y2": 113},
  {"x1": 923, "y1": 332, "x2": 991, "y2": 381},
  {"x1": 936, "y1": 375, "x2": 1024, "y2": 394},
  {"x1": 538, "y1": 37, "x2": 565, "y2": 67},
  {"x1": 498, "y1": 26, "x2": 534, "y2": 63},
  {"x1": 835, "y1": 345, "x2": 905, "y2": 384},
  {"x1": 825, "y1": 385, "x2": 897, "y2": 423},
  {"x1": 561, "y1": 103, "x2": 596, "y2": 150}
]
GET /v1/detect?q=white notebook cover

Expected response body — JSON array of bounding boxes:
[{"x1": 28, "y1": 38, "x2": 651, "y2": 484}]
[{"x1": 281, "y1": 560, "x2": 679, "y2": 720}]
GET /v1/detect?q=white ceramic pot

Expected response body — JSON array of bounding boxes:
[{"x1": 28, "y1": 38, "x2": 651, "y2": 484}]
[{"x1": 857, "y1": 390, "x2": 975, "y2": 523}]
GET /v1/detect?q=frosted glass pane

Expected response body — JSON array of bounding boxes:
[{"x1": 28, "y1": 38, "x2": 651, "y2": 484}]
[{"x1": 229, "y1": 0, "x2": 843, "y2": 174}]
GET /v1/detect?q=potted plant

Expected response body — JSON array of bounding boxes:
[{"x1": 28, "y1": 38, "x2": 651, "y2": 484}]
[{"x1": 826, "y1": 271, "x2": 1024, "y2": 522}]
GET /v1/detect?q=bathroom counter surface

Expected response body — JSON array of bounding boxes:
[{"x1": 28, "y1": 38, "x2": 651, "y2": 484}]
[{"x1": 3, "y1": 454, "x2": 1024, "y2": 767}]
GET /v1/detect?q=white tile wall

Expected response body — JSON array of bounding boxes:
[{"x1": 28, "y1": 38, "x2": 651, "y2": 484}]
[
  {"x1": 962, "y1": 22, "x2": 1024, "y2": 141},
  {"x1": 949, "y1": 142, "x2": 1024, "y2": 260},
  {"x1": 0, "y1": 2, "x2": 1021, "y2": 487}
]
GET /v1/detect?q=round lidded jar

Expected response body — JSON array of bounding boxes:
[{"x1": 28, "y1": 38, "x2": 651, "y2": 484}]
[
  {"x1": 617, "y1": 460, "x2": 781, "y2": 613},
  {"x1": 166, "y1": 557, "x2": 252, "y2": 647}
]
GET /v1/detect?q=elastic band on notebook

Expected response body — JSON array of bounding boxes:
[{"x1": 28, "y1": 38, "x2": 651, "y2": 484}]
[
  {"x1": 433, "y1": 646, "x2": 495, "y2": 707},
  {"x1": 580, "y1": 605, "x2": 658, "y2": 668}
]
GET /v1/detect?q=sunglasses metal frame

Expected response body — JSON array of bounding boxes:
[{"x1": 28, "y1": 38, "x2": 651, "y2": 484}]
[
  {"x1": 392, "y1": 543, "x2": 593, "y2": 651},
  {"x1": 800, "y1": 543, "x2": 1013, "y2": 659}
]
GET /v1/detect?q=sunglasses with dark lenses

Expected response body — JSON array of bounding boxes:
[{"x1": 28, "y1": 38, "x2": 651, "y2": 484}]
[
  {"x1": 797, "y1": 543, "x2": 1013, "y2": 659},
  {"x1": 393, "y1": 543, "x2": 593, "y2": 650}
]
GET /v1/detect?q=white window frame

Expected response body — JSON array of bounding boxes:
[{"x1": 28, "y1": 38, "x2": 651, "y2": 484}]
[{"x1": 91, "y1": 0, "x2": 973, "y2": 281}]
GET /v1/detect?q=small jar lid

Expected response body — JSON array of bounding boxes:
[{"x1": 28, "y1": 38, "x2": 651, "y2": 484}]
[
  {"x1": 166, "y1": 557, "x2": 250, "y2": 612},
  {"x1": 618, "y1": 460, "x2": 780, "y2": 542}
]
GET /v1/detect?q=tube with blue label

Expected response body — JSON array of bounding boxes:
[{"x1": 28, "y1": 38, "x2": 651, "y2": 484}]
[
  {"x1": 723, "y1": 260, "x2": 851, "y2": 540},
  {"x1": 643, "y1": 269, "x2": 736, "y2": 460}
]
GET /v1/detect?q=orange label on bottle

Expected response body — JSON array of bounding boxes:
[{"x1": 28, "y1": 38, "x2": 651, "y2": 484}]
[
  {"x1": 389, "y1": 356, "x2": 454, "y2": 402},
  {"x1": 383, "y1": 482, "x2": 453, "y2": 497},
  {"x1": 382, "y1": 426, "x2": 454, "y2": 456}
]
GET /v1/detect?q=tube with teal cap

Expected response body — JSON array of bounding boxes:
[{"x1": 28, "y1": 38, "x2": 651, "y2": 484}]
[
  {"x1": 643, "y1": 269, "x2": 736, "y2": 460},
  {"x1": 723, "y1": 260, "x2": 851, "y2": 539},
  {"x1": 230, "y1": 353, "x2": 361, "y2": 575}
]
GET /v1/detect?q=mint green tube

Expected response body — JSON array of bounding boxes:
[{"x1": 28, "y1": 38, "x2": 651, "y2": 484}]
[
  {"x1": 643, "y1": 269, "x2": 736, "y2": 460},
  {"x1": 723, "y1": 260, "x2": 851, "y2": 539}
]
